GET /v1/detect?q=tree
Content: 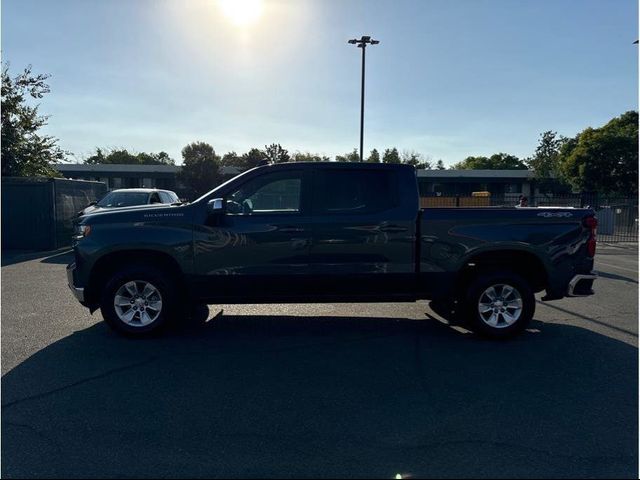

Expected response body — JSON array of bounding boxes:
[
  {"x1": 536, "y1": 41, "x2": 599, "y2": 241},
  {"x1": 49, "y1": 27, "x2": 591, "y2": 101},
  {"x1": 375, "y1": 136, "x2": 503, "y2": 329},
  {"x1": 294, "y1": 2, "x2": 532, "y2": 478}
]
[
  {"x1": 336, "y1": 148, "x2": 360, "y2": 162},
  {"x1": 366, "y1": 148, "x2": 380, "y2": 163},
  {"x1": 178, "y1": 142, "x2": 222, "y2": 198},
  {"x1": 85, "y1": 148, "x2": 175, "y2": 165},
  {"x1": 401, "y1": 150, "x2": 431, "y2": 169},
  {"x1": 452, "y1": 153, "x2": 526, "y2": 170},
  {"x1": 1, "y1": 64, "x2": 65, "y2": 177},
  {"x1": 526, "y1": 131, "x2": 566, "y2": 179},
  {"x1": 264, "y1": 143, "x2": 290, "y2": 163},
  {"x1": 291, "y1": 151, "x2": 330, "y2": 162},
  {"x1": 435, "y1": 159, "x2": 446, "y2": 170},
  {"x1": 220, "y1": 151, "x2": 242, "y2": 167},
  {"x1": 241, "y1": 148, "x2": 267, "y2": 169},
  {"x1": 382, "y1": 147, "x2": 400, "y2": 164},
  {"x1": 558, "y1": 111, "x2": 638, "y2": 194}
]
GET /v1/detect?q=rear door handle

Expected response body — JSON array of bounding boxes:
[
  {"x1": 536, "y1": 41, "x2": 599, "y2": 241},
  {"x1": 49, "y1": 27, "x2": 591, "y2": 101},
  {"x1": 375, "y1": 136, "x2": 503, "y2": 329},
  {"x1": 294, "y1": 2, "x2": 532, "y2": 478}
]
[{"x1": 279, "y1": 226, "x2": 305, "y2": 233}]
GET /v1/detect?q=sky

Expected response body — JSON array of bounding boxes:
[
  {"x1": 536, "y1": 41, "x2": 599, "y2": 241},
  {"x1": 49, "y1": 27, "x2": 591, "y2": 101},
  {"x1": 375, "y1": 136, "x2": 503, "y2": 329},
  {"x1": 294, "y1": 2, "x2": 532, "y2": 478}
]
[{"x1": 2, "y1": 0, "x2": 638, "y2": 166}]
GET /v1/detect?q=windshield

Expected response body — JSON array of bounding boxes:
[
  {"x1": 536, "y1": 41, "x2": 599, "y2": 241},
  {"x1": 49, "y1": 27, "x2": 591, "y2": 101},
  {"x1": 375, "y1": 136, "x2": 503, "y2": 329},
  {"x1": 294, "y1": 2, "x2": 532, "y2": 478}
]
[
  {"x1": 97, "y1": 192, "x2": 150, "y2": 208},
  {"x1": 193, "y1": 168, "x2": 257, "y2": 203}
]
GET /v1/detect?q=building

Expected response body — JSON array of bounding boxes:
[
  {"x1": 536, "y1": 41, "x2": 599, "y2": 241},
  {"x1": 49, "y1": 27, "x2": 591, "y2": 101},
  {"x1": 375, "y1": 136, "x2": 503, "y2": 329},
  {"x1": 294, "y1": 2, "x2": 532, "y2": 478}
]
[
  {"x1": 55, "y1": 164, "x2": 244, "y2": 196},
  {"x1": 57, "y1": 163, "x2": 555, "y2": 202},
  {"x1": 416, "y1": 169, "x2": 539, "y2": 197}
]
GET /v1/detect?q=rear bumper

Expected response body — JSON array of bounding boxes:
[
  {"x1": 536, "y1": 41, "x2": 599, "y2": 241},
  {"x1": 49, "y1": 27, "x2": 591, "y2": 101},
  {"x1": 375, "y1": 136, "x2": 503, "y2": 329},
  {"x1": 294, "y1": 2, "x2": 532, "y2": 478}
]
[
  {"x1": 66, "y1": 262, "x2": 85, "y2": 302},
  {"x1": 566, "y1": 272, "x2": 597, "y2": 297}
]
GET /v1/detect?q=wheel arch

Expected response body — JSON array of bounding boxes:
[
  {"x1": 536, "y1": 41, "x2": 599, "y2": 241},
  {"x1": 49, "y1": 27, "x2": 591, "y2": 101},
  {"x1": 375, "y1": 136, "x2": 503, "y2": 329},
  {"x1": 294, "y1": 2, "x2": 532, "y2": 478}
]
[
  {"x1": 85, "y1": 249, "x2": 186, "y2": 309},
  {"x1": 455, "y1": 248, "x2": 548, "y2": 294}
]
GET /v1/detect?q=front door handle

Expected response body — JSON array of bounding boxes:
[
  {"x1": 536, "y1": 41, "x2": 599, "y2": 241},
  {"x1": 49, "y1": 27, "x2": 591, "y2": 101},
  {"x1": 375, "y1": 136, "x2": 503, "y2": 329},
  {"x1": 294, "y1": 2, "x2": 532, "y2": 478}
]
[{"x1": 379, "y1": 225, "x2": 407, "y2": 233}]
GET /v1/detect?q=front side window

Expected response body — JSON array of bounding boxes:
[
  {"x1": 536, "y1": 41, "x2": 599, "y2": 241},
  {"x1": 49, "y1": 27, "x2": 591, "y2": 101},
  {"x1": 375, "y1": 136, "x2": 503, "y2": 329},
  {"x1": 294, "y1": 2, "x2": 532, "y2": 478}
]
[{"x1": 227, "y1": 171, "x2": 302, "y2": 215}]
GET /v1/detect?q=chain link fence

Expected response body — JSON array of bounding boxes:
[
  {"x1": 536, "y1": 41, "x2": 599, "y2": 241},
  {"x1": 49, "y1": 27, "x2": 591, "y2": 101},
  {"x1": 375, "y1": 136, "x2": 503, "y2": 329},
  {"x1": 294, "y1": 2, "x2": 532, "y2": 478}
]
[{"x1": 421, "y1": 192, "x2": 638, "y2": 242}]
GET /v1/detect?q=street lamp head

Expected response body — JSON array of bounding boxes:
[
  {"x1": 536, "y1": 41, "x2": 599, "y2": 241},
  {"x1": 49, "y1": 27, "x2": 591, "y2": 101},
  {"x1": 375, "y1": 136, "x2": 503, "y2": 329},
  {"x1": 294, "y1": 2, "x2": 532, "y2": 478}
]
[{"x1": 348, "y1": 35, "x2": 381, "y2": 47}]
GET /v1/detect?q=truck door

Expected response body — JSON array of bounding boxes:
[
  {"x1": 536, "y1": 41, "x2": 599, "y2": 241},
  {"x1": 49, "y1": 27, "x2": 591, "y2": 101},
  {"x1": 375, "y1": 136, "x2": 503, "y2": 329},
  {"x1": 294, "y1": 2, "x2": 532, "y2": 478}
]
[
  {"x1": 193, "y1": 168, "x2": 314, "y2": 299},
  {"x1": 309, "y1": 166, "x2": 417, "y2": 296}
]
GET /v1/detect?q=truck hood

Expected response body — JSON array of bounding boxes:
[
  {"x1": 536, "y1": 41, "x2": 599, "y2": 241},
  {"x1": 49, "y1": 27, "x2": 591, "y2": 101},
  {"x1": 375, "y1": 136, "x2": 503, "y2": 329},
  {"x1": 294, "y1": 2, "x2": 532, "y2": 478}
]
[{"x1": 78, "y1": 203, "x2": 189, "y2": 225}]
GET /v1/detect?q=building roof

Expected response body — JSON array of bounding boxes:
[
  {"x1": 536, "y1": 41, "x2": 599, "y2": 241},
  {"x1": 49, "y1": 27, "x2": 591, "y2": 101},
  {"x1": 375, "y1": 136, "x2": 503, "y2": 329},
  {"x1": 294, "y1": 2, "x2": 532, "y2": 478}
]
[
  {"x1": 416, "y1": 169, "x2": 535, "y2": 179},
  {"x1": 55, "y1": 163, "x2": 243, "y2": 176},
  {"x1": 56, "y1": 164, "x2": 178, "y2": 173}
]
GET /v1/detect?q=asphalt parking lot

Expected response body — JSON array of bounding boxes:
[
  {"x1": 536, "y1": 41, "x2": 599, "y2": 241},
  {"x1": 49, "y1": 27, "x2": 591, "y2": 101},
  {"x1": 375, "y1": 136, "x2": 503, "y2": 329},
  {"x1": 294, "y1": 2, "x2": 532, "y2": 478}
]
[{"x1": 1, "y1": 245, "x2": 638, "y2": 478}]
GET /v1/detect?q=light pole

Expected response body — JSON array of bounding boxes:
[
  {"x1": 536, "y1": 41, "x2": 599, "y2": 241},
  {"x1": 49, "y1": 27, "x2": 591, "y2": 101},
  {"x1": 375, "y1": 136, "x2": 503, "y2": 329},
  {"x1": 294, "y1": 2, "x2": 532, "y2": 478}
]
[{"x1": 348, "y1": 35, "x2": 380, "y2": 162}]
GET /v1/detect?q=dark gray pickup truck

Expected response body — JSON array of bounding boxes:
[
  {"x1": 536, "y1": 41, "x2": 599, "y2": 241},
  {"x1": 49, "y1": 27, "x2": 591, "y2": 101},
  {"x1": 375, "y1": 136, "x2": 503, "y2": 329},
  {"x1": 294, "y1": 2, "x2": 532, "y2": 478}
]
[{"x1": 67, "y1": 162, "x2": 597, "y2": 338}]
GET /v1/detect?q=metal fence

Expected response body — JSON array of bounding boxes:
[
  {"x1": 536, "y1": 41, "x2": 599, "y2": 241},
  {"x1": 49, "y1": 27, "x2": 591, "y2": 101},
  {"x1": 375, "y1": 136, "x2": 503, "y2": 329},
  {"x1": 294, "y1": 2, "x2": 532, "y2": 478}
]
[
  {"x1": 2, "y1": 177, "x2": 107, "y2": 251},
  {"x1": 421, "y1": 192, "x2": 638, "y2": 243}
]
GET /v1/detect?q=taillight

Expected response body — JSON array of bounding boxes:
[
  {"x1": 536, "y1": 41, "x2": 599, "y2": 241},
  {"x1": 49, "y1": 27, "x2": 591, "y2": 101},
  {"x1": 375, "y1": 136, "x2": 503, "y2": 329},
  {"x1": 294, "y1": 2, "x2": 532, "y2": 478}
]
[{"x1": 584, "y1": 216, "x2": 597, "y2": 257}]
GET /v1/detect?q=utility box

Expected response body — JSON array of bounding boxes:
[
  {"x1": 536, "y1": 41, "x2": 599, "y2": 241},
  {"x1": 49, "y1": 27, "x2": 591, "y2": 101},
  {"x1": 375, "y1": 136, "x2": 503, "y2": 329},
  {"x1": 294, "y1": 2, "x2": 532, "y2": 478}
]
[{"x1": 596, "y1": 206, "x2": 615, "y2": 235}]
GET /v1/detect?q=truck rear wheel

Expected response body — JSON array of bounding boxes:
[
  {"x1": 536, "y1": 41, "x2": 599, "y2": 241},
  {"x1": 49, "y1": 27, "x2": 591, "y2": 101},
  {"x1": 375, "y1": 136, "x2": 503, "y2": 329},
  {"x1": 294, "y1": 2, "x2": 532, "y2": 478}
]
[
  {"x1": 100, "y1": 265, "x2": 177, "y2": 336},
  {"x1": 462, "y1": 270, "x2": 535, "y2": 338}
]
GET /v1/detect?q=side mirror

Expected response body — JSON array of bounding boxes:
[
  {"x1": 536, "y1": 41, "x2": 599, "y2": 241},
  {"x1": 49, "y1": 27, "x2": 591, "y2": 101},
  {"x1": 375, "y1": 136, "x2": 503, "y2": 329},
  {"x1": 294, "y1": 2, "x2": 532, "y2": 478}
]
[
  {"x1": 207, "y1": 198, "x2": 225, "y2": 214},
  {"x1": 88, "y1": 201, "x2": 97, "y2": 206}
]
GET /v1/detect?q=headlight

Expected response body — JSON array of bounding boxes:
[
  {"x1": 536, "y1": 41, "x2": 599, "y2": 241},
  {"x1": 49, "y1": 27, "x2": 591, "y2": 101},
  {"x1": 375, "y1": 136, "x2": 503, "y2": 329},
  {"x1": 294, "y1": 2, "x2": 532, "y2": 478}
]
[{"x1": 74, "y1": 225, "x2": 92, "y2": 238}]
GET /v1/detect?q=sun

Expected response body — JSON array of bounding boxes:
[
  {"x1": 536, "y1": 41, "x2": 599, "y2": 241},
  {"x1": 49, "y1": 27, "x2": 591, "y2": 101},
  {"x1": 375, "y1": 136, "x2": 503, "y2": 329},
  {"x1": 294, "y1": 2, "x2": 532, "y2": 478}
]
[{"x1": 218, "y1": 0, "x2": 264, "y2": 27}]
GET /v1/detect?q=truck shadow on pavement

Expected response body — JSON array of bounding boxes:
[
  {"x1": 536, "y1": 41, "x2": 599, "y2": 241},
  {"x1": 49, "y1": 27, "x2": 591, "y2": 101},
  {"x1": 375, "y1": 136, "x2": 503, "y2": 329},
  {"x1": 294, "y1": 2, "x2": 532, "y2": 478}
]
[
  {"x1": 1, "y1": 249, "x2": 73, "y2": 267},
  {"x1": 2, "y1": 314, "x2": 638, "y2": 479}
]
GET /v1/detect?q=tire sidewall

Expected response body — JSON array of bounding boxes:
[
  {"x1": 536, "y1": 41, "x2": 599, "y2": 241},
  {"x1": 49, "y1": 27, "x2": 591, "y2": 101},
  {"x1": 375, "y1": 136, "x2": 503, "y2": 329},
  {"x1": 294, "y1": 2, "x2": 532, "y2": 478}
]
[
  {"x1": 464, "y1": 270, "x2": 534, "y2": 339},
  {"x1": 100, "y1": 265, "x2": 176, "y2": 336}
]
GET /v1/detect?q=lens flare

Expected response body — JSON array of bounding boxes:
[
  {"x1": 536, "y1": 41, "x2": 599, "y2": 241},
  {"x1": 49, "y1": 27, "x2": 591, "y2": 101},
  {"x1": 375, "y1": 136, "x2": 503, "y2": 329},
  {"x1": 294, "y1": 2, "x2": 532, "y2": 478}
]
[{"x1": 218, "y1": 0, "x2": 264, "y2": 27}]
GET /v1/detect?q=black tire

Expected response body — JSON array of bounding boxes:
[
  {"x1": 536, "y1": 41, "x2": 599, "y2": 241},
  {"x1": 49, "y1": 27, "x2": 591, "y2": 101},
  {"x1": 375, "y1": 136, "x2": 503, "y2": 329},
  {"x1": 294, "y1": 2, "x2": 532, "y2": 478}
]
[
  {"x1": 100, "y1": 265, "x2": 178, "y2": 336},
  {"x1": 461, "y1": 270, "x2": 535, "y2": 339}
]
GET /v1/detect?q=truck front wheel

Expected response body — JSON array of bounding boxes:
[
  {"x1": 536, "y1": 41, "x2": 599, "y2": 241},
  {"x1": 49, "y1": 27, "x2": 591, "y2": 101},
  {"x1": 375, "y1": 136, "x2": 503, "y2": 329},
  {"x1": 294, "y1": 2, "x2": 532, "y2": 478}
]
[
  {"x1": 100, "y1": 265, "x2": 177, "y2": 336},
  {"x1": 462, "y1": 270, "x2": 535, "y2": 338}
]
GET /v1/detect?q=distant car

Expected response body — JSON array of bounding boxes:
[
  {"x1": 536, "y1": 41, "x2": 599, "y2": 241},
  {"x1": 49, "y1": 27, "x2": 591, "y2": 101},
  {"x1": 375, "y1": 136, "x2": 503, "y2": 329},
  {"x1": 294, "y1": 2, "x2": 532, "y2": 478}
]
[{"x1": 79, "y1": 188, "x2": 180, "y2": 216}]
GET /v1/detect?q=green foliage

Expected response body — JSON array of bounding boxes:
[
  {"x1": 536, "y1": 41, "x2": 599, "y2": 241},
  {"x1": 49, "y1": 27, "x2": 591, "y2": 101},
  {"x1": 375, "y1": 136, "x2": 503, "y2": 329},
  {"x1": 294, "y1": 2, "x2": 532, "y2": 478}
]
[
  {"x1": 336, "y1": 148, "x2": 360, "y2": 162},
  {"x1": 435, "y1": 159, "x2": 446, "y2": 170},
  {"x1": 452, "y1": 153, "x2": 527, "y2": 170},
  {"x1": 242, "y1": 148, "x2": 267, "y2": 168},
  {"x1": 264, "y1": 143, "x2": 290, "y2": 163},
  {"x1": 558, "y1": 111, "x2": 638, "y2": 194},
  {"x1": 401, "y1": 150, "x2": 431, "y2": 169},
  {"x1": 366, "y1": 148, "x2": 380, "y2": 163},
  {"x1": 178, "y1": 142, "x2": 222, "y2": 198},
  {"x1": 1, "y1": 64, "x2": 64, "y2": 177},
  {"x1": 382, "y1": 147, "x2": 400, "y2": 164},
  {"x1": 526, "y1": 131, "x2": 566, "y2": 179},
  {"x1": 85, "y1": 147, "x2": 174, "y2": 165},
  {"x1": 291, "y1": 151, "x2": 331, "y2": 162},
  {"x1": 220, "y1": 151, "x2": 243, "y2": 167}
]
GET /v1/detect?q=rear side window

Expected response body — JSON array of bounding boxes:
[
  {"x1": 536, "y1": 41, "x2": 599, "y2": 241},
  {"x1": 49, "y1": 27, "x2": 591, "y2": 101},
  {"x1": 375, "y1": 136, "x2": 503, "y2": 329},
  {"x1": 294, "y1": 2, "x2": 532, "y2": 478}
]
[{"x1": 313, "y1": 169, "x2": 396, "y2": 214}]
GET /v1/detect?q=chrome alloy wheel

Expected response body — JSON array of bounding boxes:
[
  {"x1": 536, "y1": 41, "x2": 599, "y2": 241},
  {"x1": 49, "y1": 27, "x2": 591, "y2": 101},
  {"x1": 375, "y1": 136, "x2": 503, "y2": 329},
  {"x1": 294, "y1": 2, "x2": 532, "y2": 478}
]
[
  {"x1": 477, "y1": 283, "x2": 523, "y2": 329},
  {"x1": 113, "y1": 280, "x2": 163, "y2": 327}
]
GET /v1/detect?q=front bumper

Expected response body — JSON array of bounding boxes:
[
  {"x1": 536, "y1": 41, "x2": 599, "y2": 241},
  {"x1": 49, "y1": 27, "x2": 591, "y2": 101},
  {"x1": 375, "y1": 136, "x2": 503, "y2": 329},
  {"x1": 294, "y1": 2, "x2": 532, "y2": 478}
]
[
  {"x1": 66, "y1": 262, "x2": 85, "y2": 302},
  {"x1": 567, "y1": 272, "x2": 597, "y2": 297}
]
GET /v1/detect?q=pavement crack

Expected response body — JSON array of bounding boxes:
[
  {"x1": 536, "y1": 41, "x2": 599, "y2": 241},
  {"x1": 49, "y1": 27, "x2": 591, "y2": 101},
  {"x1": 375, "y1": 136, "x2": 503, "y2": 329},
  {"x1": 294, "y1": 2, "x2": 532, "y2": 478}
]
[{"x1": 2, "y1": 357, "x2": 157, "y2": 410}]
